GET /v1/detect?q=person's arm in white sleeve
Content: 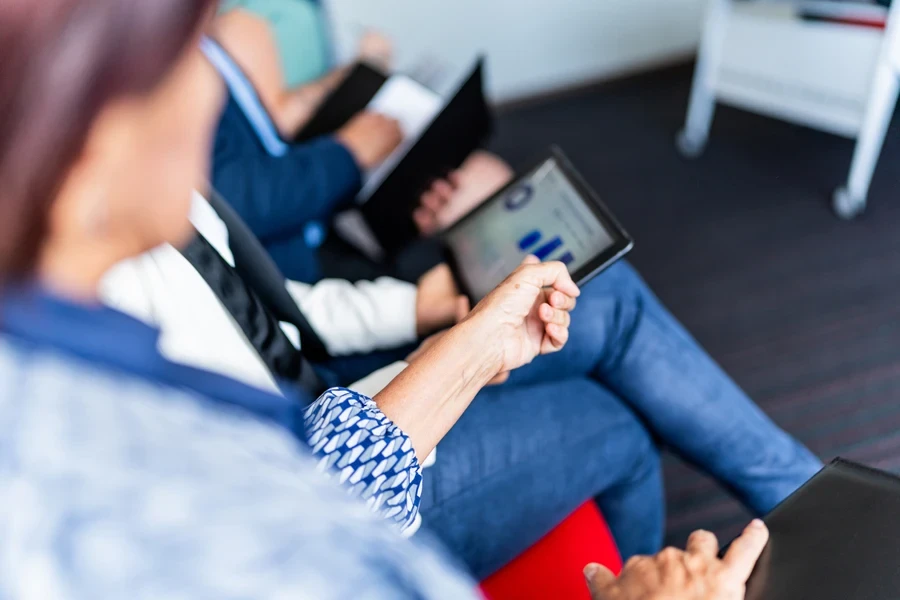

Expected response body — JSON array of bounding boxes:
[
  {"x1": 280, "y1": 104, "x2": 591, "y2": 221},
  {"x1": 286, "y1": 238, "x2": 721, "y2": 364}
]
[
  {"x1": 285, "y1": 276, "x2": 418, "y2": 356},
  {"x1": 285, "y1": 263, "x2": 464, "y2": 356}
]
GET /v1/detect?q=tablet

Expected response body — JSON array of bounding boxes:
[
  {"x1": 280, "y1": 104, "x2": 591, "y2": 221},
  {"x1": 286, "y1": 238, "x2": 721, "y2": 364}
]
[{"x1": 441, "y1": 147, "x2": 633, "y2": 302}]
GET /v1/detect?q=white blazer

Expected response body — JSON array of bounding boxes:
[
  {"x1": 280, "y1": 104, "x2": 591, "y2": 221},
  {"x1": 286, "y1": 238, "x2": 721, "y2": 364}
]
[
  {"x1": 100, "y1": 191, "x2": 419, "y2": 393},
  {"x1": 100, "y1": 192, "x2": 435, "y2": 535}
]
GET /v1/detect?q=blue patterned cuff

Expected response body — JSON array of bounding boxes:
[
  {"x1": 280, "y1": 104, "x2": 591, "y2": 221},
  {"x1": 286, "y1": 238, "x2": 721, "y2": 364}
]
[{"x1": 304, "y1": 387, "x2": 422, "y2": 530}]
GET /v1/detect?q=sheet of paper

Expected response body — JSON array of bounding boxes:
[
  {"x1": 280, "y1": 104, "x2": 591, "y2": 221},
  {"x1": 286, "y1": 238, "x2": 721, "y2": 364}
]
[
  {"x1": 358, "y1": 74, "x2": 442, "y2": 199},
  {"x1": 366, "y1": 74, "x2": 442, "y2": 137}
]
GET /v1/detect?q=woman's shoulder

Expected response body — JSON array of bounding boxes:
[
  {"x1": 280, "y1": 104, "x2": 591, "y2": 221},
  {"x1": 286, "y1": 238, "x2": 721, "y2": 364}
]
[
  {"x1": 0, "y1": 337, "x2": 475, "y2": 599},
  {"x1": 0, "y1": 334, "x2": 308, "y2": 478}
]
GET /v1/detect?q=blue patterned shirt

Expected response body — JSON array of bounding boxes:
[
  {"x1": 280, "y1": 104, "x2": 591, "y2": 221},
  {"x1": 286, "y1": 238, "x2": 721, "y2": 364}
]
[
  {"x1": 0, "y1": 296, "x2": 475, "y2": 600},
  {"x1": 0, "y1": 290, "x2": 473, "y2": 598},
  {"x1": 0, "y1": 342, "x2": 475, "y2": 599},
  {"x1": 304, "y1": 389, "x2": 421, "y2": 528}
]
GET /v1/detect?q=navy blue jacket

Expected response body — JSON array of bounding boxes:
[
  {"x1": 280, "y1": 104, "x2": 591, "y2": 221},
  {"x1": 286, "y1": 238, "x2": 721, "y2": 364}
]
[{"x1": 211, "y1": 92, "x2": 362, "y2": 282}]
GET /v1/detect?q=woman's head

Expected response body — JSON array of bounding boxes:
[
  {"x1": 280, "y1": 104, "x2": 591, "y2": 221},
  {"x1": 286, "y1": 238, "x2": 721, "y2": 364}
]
[{"x1": 0, "y1": 0, "x2": 222, "y2": 295}]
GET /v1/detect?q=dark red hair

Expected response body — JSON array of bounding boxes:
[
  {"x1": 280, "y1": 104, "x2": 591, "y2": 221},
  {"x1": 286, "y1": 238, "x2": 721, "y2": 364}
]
[{"x1": 0, "y1": 0, "x2": 215, "y2": 286}]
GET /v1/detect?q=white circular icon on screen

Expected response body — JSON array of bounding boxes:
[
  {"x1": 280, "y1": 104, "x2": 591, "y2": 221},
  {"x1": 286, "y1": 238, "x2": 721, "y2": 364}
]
[{"x1": 504, "y1": 183, "x2": 533, "y2": 211}]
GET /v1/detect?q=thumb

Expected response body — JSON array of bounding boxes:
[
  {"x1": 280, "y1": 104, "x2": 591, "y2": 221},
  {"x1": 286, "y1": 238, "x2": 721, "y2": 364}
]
[
  {"x1": 584, "y1": 563, "x2": 616, "y2": 599},
  {"x1": 455, "y1": 295, "x2": 471, "y2": 322}
]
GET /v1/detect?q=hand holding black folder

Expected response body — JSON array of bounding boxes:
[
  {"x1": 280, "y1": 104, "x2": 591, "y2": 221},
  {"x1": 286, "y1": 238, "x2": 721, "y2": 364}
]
[
  {"x1": 294, "y1": 62, "x2": 389, "y2": 142},
  {"x1": 295, "y1": 57, "x2": 493, "y2": 254},
  {"x1": 585, "y1": 520, "x2": 769, "y2": 599},
  {"x1": 737, "y1": 458, "x2": 900, "y2": 600}
]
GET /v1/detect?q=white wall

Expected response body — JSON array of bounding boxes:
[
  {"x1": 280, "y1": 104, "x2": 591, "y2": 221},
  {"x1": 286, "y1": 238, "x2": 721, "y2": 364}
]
[{"x1": 324, "y1": 0, "x2": 707, "y2": 102}]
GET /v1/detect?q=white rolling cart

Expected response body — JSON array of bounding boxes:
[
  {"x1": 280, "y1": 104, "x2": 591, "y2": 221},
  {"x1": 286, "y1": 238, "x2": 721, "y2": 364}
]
[{"x1": 677, "y1": 1, "x2": 900, "y2": 218}]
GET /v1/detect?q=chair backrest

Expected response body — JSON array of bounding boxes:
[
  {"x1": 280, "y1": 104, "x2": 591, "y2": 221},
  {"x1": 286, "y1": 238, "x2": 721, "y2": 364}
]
[
  {"x1": 480, "y1": 502, "x2": 622, "y2": 600},
  {"x1": 205, "y1": 187, "x2": 330, "y2": 362}
]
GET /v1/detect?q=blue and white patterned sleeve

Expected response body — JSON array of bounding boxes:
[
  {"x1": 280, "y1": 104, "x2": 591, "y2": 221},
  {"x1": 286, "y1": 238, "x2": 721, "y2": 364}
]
[{"x1": 303, "y1": 387, "x2": 422, "y2": 531}]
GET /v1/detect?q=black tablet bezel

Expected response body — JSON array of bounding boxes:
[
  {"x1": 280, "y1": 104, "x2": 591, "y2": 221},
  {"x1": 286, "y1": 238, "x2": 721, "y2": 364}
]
[{"x1": 440, "y1": 146, "x2": 633, "y2": 302}]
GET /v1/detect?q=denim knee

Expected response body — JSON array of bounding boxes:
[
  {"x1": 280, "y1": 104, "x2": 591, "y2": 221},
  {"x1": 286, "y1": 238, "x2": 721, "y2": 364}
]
[
  {"x1": 625, "y1": 418, "x2": 662, "y2": 487},
  {"x1": 595, "y1": 413, "x2": 665, "y2": 558},
  {"x1": 565, "y1": 262, "x2": 649, "y2": 369},
  {"x1": 587, "y1": 261, "x2": 648, "y2": 296}
]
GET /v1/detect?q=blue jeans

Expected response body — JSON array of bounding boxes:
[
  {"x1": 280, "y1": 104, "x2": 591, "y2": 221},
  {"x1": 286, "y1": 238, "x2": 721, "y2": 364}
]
[
  {"x1": 419, "y1": 378, "x2": 664, "y2": 580},
  {"x1": 322, "y1": 261, "x2": 823, "y2": 579}
]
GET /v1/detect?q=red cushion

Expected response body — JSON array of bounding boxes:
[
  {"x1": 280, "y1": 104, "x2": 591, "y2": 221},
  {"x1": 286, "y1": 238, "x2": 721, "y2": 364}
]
[{"x1": 480, "y1": 503, "x2": 622, "y2": 600}]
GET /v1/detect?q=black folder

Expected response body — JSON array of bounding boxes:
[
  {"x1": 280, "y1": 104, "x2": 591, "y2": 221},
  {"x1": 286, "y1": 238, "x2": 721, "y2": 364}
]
[
  {"x1": 359, "y1": 58, "x2": 492, "y2": 254},
  {"x1": 739, "y1": 458, "x2": 900, "y2": 600},
  {"x1": 294, "y1": 62, "x2": 389, "y2": 142},
  {"x1": 293, "y1": 58, "x2": 493, "y2": 255}
]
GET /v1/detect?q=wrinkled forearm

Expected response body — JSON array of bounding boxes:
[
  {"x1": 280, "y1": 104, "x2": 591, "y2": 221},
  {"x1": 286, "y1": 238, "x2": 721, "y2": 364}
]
[{"x1": 374, "y1": 318, "x2": 501, "y2": 461}]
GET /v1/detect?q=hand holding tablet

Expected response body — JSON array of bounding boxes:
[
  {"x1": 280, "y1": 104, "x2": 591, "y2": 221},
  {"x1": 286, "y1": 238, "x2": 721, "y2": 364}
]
[{"x1": 441, "y1": 147, "x2": 633, "y2": 302}]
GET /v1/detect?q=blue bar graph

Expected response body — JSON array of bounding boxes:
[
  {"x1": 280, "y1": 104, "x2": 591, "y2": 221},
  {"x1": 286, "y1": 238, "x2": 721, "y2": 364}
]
[
  {"x1": 518, "y1": 230, "x2": 542, "y2": 251},
  {"x1": 534, "y1": 236, "x2": 563, "y2": 260}
]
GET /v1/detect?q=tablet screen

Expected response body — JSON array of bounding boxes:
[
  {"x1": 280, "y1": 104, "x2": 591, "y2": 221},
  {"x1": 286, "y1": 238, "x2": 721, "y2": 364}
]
[{"x1": 444, "y1": 156, "x2": 619, "y2": 300}]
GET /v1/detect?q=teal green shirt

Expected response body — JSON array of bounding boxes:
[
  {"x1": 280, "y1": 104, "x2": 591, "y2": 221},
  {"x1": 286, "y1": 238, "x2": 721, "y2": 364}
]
[{"x1": 219, "y1": 0, "x2": 330, "y2": 87}]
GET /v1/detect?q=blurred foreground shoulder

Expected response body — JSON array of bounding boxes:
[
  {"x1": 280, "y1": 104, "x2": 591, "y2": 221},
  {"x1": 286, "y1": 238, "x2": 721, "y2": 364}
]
[{"x1": 0, "y1": 340, "x2": 477, "y2": 600}]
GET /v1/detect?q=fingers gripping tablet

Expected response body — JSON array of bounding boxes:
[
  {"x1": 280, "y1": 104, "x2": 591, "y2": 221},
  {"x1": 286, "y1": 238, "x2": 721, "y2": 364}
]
[{"x1": 441, "y1": 147, "x2": 633, "y2": 302}]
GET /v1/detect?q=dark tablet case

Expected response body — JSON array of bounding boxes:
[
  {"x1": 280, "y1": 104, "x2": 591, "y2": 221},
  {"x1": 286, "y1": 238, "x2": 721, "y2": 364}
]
[{"x1": 741, "y1": 458, "x2": 900, "y2": 600}]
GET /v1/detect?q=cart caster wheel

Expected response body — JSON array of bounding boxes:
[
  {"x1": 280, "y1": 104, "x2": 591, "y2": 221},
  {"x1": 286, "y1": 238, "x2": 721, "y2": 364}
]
[
  {"x1": 676, "y1": 130, "x2": 706, "y2": 159},
  {"x1": 832, "y1": 187, "x2": 866, "y2": 220}
]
